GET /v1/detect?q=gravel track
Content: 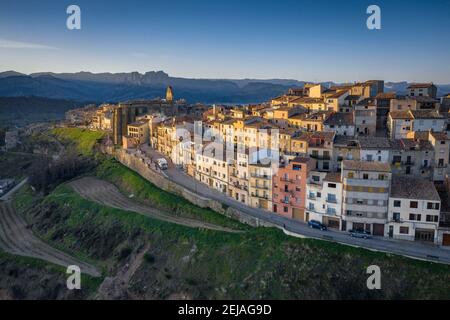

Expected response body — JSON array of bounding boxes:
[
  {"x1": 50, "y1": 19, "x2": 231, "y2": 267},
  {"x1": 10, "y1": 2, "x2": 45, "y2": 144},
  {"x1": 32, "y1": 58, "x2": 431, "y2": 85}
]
[
  {"x1": 0, "y1": 201, "x2": 101, "y2": 277},
  {"x1": 69, "y1": 177, "x2": 241, "y2": 233}
]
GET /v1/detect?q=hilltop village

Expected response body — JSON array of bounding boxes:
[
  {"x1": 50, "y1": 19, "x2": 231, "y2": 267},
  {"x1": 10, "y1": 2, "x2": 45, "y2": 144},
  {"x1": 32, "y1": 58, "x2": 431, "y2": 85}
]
[{"x1": 66, "y1": 81, "x2": 450, "y2": 247}]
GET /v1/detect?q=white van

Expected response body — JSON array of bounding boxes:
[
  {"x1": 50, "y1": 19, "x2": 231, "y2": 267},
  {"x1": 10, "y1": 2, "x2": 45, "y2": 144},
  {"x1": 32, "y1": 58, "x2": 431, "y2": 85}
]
[{"x1": 156, "y1": 158, "x2": 168, "y2": 170}]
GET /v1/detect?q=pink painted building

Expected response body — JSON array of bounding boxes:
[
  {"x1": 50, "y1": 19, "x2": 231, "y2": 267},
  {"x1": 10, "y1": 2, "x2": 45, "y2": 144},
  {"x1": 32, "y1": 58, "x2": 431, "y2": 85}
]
[{"x1": 272, "y1": 157, "x2": 316, "y2": 221}]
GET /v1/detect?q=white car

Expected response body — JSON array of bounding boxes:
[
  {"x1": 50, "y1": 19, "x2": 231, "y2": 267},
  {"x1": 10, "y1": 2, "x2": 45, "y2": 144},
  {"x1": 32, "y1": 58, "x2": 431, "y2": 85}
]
[{"x1": 156, "y1": 158, "x2": 168, "y2": 170}]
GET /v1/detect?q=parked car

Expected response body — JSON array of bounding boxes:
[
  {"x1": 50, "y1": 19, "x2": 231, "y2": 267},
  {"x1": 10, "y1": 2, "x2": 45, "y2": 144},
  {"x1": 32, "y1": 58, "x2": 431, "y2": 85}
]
[
  {"x1": 349, "y1": 229, "x2": 372, "y2": 239},
  {"x1": 308, "y1": 220, "x2": 327, "y2": 231},
  {"x1": 156, "y1": 158, "x2": 168, "y2": 170}
]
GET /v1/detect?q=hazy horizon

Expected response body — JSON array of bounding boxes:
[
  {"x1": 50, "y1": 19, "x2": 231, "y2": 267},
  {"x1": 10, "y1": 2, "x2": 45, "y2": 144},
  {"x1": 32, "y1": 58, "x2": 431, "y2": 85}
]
[
  {"x1": 3, "y1": 69, "x2": 450, "y2": 85},
  {"x1": 1, "y1": 0, "x2": 450, "y2": 82}
]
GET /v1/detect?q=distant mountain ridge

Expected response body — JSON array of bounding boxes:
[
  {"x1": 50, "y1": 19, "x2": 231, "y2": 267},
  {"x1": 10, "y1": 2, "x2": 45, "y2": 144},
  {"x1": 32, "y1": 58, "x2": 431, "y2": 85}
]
[{"x1": 0, "y1": 70, "x2": 449, "y2": 104}]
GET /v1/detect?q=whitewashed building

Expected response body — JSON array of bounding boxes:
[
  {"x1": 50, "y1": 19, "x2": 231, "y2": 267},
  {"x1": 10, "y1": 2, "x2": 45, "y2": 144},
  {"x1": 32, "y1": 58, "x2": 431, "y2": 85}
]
[
  {"x1": 305, "y1": 172, "x2": 343, "y2": 230},
  {"x1": 387, "y1": 176, "x2": 441, "y2": 243},
  {"x1": 341, "y1": 160, "x2": 391, "y2": 236}
]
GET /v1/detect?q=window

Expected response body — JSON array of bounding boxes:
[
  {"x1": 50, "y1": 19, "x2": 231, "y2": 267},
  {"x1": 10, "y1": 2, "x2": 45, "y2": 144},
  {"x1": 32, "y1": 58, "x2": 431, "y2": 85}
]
[
  {"x1": 363, "y1": 173, "x2": 369, "y2": 180},
  {"x1": 393, "y1": 200, "x2": 401, "y2": 207},
  {"x1": 399, "y1": 226, "x2": 409, "y2": 234},
  {"x1": 327, "y1": 194, "x2": 337, "y2": 203},
  {"x1": 328, "y1": 183, "x2": 336, "y2": 188},
  {"x1": 409, "y1": 213, "x2": 421, "y2": 221},
  {"x1": 410, "y1": 201, "x2": 418, "y2": 209},
  {"x1": 393, "y1": 212, "x2": 400, "y2": 222},
  {"x1": 378, "y1": 174, "x2": 385, "y2": 180},
  {"x1": 283, "y1": 206, "x2": 289, "y2": 213},
  {"x1": 426, "y1": 215, "x2": 438, "y2": 222},
  {"x1": 347, "y1": 172, "x2": 354, "y2": 178},
  {"x1": 317, "y1": 192, "x2": 322, "y2": 198}
]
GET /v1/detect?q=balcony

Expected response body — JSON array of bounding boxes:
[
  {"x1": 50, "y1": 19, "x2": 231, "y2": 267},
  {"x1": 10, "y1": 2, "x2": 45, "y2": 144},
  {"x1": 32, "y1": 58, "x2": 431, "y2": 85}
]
[
  {"x1": 326, "y1": 198, "x2": 337, "y2": 204},
  {"x1": 280, "y1": 177, "x2": 294, "y2": 183},
  {"x1": 232, "y1": 182, "x2": 248, "y2": 191},
  {"x1": 251, "y1": 193, "x2": 269, "y2": 200},
  {"x1": 251, "y1": 184, "x2": 270, "y2": 190},
  {"x1": 308, "y1": 179, "x2": 321, "y2": 186},
  {"x1": 251, "y1": 173, "x2": 271, "y2": 179},
  {"x1": 310, "y1": 154, "x2": 331, "y2": 160},
  {"x1": 307, "y1": 194, "x2": 316, "y2": 200}
]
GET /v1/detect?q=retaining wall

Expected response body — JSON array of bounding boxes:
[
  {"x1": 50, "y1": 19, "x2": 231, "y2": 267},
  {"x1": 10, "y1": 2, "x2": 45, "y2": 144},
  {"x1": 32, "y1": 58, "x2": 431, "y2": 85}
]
[{"x1": 103, "y1": 146, "x2": 276, "y2": 228}]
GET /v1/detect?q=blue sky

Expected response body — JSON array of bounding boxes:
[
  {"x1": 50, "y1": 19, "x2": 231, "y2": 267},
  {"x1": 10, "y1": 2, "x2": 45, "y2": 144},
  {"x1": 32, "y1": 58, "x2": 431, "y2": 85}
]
[{"x1": 0, "y1": 0, "x2": 449, "y2": 82}]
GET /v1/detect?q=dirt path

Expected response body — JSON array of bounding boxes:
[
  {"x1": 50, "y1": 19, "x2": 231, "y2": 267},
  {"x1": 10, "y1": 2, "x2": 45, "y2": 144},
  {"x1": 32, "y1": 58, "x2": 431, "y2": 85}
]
[
  {"x1": 69, "y1": 177, "x2": 241, "y2": 233},
  {"x1": 0, "y1": 201, "x2": 101, "y2": 277}
]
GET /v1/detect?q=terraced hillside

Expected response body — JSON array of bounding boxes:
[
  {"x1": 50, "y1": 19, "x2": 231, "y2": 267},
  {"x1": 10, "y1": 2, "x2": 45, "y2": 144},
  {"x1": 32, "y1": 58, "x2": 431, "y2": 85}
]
[
  {"x1": 0, "y1": 201, "x2": 100, "y2": 277},
  {"x1": 69, "y1": 177, "x2": 241, "y2": 233}
]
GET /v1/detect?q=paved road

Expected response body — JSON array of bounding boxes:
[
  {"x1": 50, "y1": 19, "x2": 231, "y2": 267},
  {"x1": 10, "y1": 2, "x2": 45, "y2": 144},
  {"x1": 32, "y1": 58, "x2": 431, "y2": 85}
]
[{"x1": 140, "y1": 147, "x2": 450, "y2": 265}]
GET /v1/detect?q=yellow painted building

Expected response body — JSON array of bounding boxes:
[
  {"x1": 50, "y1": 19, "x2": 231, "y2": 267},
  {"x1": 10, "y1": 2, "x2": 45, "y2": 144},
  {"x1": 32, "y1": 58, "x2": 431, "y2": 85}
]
[{"x1": 127, "y1": 120, "x2": 149, "y2": 145}]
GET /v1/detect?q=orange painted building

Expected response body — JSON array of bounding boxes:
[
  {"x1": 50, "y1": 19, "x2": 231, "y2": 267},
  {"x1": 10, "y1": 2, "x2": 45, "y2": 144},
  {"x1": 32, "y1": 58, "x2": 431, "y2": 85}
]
[{"x1": 272, "y1": 157, "x2": 316, "y2": 221}]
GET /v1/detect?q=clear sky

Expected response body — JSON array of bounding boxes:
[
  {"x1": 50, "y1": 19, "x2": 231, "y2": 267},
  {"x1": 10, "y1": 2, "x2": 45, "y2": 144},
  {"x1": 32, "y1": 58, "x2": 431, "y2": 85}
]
[{"x1": 0, "y1": 0, "x2": 449, "y2": 83}]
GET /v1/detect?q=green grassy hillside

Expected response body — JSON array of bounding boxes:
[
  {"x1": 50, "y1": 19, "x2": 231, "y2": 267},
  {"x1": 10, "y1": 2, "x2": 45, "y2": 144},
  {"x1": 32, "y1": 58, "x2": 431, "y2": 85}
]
[
  {"x1": 14, "y1": 182, "x2": 450, "y2": 299},
  {"x1": 8, "y1": 127, "x2": 450, "y2": 299}
]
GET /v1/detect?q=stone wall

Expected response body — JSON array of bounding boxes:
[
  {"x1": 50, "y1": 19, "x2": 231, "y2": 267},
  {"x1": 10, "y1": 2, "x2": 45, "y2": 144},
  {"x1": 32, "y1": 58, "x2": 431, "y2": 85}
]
[{"x1": 105, "y1": 147, "x2": 276, "y2": 228}]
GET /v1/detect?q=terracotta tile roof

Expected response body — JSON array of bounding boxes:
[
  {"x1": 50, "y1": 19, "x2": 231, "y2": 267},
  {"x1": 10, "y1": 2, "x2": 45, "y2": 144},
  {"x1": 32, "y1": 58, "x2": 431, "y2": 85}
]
[
  {"x1": 390, "y1": 139, "x2": 434, "y2": 151},
  {"x1": 389, "y1": 110, "x2": 413, "y2": 119},
  {"x1": 328, "y1": 90, "x2": 348, "y2": 98},
  {"x1": 376, "y1": 92, "x2": 397, "y2": 99},
  {"x1": 430, "y1": 131, "x2": 449, "y2": 140},
  {"x1": 358, "y1": 136, "x2": 391, "y2": 149},
  {"x1": 411, "y1": 110, "x2": 443, "y2": 119},
  {"x1": 342, "y1": 160, "x2": 391, "y2": 172},
  {"x1": 292, "y1": 156, "x2": 313, "y2": 163},
  {"x1": 290, "y1": 97, "x2": 325, "y2": 104},
  {"x1": 356, "y1": 98, "x2": 376, "y2": 106},
  {"x1": 407, "y1": 83, "x2": 435, "y2": 89},
  {"x1": 324, "y1": 172, "x2": 341, "y2": 183},
  {"x1": 324, "y1": 112, "x2": 354, "y2": 126},
  {"x1": 334, "y1": 136, "x2": 359, "y2": 147},
  {"x1": 390, "y1": 176, "x2": 440, "y2": 201}
]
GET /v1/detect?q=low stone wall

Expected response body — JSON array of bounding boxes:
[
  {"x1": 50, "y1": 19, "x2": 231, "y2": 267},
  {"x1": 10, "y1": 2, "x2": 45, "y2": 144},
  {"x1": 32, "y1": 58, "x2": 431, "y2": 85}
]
[{"x1": 105, "y1": 147, "x2": 276, "y2": 228}]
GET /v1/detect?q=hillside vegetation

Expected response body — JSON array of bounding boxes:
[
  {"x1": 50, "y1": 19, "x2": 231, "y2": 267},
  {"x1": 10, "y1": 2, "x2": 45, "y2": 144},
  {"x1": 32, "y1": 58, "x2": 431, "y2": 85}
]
[
  {"x1": 6, "y1": 127, "x2": 450, "y2": 299},
  {"x1": 0, "y1": 96, "x2": 81, "y2": 127},
  {"x1": 13, "y1": 182, "x2": 450, "y2": 299},
  {"x1": 50, "y1": 128, "x2": 105, "y2": 156}
]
